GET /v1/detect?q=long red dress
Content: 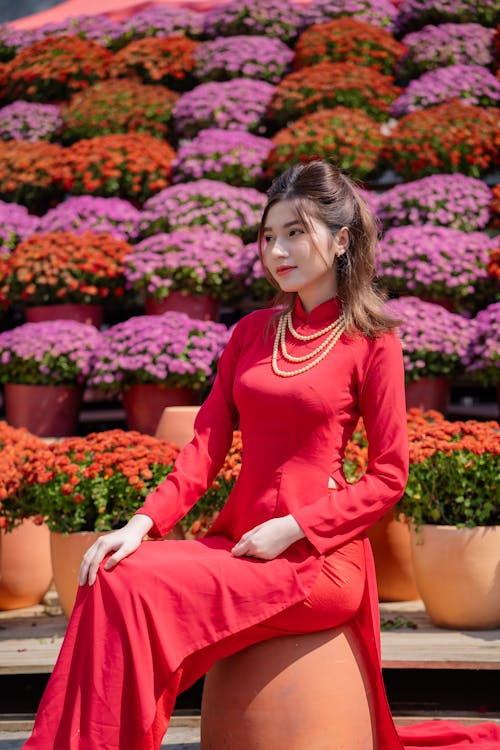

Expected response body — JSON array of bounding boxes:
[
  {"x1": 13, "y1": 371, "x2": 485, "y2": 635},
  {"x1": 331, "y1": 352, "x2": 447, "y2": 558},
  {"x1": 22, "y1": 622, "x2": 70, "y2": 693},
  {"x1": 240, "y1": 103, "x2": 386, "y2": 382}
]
[{"x1": 24, "y1": 297, "x2": 500, "y2": 749}]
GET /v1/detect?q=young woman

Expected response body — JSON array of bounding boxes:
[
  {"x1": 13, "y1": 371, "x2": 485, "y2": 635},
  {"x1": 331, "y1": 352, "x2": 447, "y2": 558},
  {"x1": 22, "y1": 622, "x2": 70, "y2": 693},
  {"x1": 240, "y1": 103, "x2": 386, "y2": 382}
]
[{"x1": 24, "y1": 161, "x2": 500, "y2": 750}]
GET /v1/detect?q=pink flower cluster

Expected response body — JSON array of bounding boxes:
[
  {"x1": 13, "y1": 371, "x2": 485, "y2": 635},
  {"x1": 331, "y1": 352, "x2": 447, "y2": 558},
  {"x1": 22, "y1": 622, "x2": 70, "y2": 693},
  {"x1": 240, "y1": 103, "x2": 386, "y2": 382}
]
[
  {"x1": 38, "y1": 196, "x2": 141, "y2": 241},
  {"x1": 465, "y1": 302, "x2": 500, "y2": 385},
  {"x1": 194, "y1": 36, "x2": 293, "y2": 84}
]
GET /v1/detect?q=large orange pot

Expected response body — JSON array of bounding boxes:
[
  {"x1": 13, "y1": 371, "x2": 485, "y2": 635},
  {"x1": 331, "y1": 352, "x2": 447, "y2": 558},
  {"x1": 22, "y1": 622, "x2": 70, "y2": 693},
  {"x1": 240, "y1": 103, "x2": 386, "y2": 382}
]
[
  {"x1": 154, "y1": 405, "x2": 200, "y2": 448},
  {"x1": 367, "y1": 510, "x2": 419, "y2": 602},
  {"x1": 50, "y1": 531, "x2": 104, "y2": 618},
  {"x1": 0, "y1": 519, "x2": 52, "y2": 610},
  {"x1": 410, "y1": 524, "x2": 500, "y2": 629}
]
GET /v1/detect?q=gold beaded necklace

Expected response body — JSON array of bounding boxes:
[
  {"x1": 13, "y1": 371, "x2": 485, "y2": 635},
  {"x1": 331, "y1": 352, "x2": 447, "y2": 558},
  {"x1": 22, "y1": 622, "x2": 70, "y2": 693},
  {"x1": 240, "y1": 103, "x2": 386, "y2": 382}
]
[{"x1": 272, "y1": 310, "x2": 346, "y2": 377}]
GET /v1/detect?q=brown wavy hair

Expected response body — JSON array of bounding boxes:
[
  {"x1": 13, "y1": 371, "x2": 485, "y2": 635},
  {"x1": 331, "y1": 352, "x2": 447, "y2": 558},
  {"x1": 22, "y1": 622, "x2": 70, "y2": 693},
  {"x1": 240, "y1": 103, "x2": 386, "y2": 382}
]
[{"x1": 258, "y1": 160, "x2": 399, "y2": 337}]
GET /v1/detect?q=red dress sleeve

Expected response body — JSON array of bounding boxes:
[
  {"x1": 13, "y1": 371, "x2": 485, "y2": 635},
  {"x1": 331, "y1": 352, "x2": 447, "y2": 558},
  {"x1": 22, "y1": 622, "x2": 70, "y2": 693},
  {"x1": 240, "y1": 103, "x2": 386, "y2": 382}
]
[
  {"x1": 293, "y1": 332, "x2": 409, "y2": 555},
  {"x1": 135, "y1": 323, "x2": 241, "y2": 537}
]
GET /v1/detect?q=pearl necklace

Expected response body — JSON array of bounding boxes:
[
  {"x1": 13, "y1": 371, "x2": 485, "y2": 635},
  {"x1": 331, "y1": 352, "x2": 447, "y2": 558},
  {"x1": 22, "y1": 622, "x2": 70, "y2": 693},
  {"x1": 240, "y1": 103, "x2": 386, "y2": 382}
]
[{"x1": 272, "y1": 310, "x2": 346, "y2": 377}]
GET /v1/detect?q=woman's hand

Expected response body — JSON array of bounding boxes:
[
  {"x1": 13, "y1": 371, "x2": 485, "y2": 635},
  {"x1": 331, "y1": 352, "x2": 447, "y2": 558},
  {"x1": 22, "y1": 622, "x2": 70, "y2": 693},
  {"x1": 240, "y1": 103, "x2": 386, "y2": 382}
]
[
  {"x1": 231, "y1": 515, "x2": 305, "y2": 561},
  {"x1": 78, "y1": 514, "x2": 154, "y2": 587}
]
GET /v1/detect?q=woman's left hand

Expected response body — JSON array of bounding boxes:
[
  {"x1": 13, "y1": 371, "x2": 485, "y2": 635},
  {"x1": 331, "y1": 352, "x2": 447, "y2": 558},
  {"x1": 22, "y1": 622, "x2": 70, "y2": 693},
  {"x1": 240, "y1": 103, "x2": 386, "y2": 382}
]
[{"x1": 231, "y1": 515, "x2": 305, "y2": 560}]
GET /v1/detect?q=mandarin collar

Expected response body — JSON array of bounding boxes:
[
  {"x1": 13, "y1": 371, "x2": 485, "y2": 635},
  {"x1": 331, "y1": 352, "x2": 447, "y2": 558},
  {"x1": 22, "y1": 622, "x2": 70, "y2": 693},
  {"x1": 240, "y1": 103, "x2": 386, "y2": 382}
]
[{"x1": 293, "y1": 295, "x2": 342, "y2": 324}]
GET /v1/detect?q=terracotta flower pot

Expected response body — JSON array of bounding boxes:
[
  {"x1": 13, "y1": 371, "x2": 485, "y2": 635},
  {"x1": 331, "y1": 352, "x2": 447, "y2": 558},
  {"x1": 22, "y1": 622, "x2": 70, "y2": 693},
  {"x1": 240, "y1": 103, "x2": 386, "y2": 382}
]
[
  {"x1": 145, "y1": 292, "x2": 220, "y2": 321},
  {"x1": 50, "y1": 531, "x2": 104, "y2": 618},
  {"x1": 0, "y1": 519, "x2": 52, "y2": 610},
  {"x1": 367, "y1": 510, "x2": 419, "y2": 602},
  {"x1": 154, "y1": 405, "x2": 201, "y2": 448},
  {"x1": 122, "y1": 384, "x2": 197, "y2": 436},
  {"x1": 25, "y1": 303, "x2": 103, "y2": 328},
  {"x1": 405, "y1": 376, "x2": 450, "y2": 413},
  {"x1": 4, "y1": 383, "x2": 84, "y2": 437},
  {"x1": 410, "y1": 524, "x2": 500, "y2": 629}
]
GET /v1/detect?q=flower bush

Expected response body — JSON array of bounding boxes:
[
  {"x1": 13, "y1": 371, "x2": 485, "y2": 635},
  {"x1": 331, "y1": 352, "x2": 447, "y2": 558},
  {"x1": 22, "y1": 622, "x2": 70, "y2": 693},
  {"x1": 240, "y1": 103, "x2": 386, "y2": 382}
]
[
  {"x1": 0, "y1": 141, "x2": 65, "y2": 211},
  {"x1": 0, "y1": 422, "x2": 46, "y2": 528},
  {"x1": 378, "y1": 226, "x2": 496, "y2": 311},
  {"x1": 124, "y1": 228, "x2": 250, "y2": 303},
  {"x1": 1, "y1": 231, "x2": 130, "y2": 308},
  {"x1": 385, "y1": 296, "x2": 471, "y2": 382},
  {"x1": 391, "y1": 65, "x2": 500, "y2": 117},
  {"x1": 0, "y1": 101, "x2": 62, "y2": 142},
  {"x1": 0, "y1": 320, "x2": 100, "y2": 386},
  {"x1": 396, "y1": 0, "x2": 500, "y2": 34},
  {"x1": 173, "y1": 79, "x2": 275, "y2": 138},
  {"x1": 465, "y1": 302, "x2": 500, "y2": 385},
  {"x1": 385, "y1": 102, "x2": 500, "y2": 179},
  {"x1": 108, "y1": 36, "x2": 199, "y2": 91},
  {"x1": 139, "y1": 180, "x2": 267, "y2": 243},
  {"x1": 8, "y1": 430, "x2": 180, "y2": 533},
  {"x1": 0, "y1": 26, "x2": 33, "y2": 62},
  {"x1": 89, "y1": 312, "x2": 229, "y2": 393},
  {"x1": 60, "y1": 79, "x2": 179, "y2": 143},
  {"x1": 194, "y1": 36, "x2": 293, "y2": 84},
  {"x1": 268, "y1": 62, "x2": 401, "y2": 126},
  {"x1": 203, "y1": 0, "x2": 305, "y2": 43},
  {"x1": 0, "y1": 201, "x2": 38, "y2": 254},
  {"x1": 61, "y1": 134, "x2": 176, "y2": 204},
  {"x1": 118, "y1": 7, "x2": 203, "y2": 43},
  {"x1": 398, "y1": 410, "x2": 500, "y2": 528},
  {"x1": 266, "y1": 107, "x2": 384, "y2": 181},
  {"x1": 26, "y1": 15, "x2": 124, "y2": 49},
  {"x1": 0, "y1": 36, "x2": 112, "y2": 103},
  {"x1": 294, "y1": 18, "x2": 404, "y2": 75},
  {"x1": 304, "y1": 0, "x2": 397, "y2": 30},
  {"x1": 37, "y1": 196, "x2": 141, "y2": 241},
  {"x1": 376, "y1": 175, "x2": 493, "y2": 232},
  {"x1": 172, "y1": 129, "x2": 272, "y2": 187},
  {"x1": 398, "y1": 23, "x2": 496, "y2": 81}
]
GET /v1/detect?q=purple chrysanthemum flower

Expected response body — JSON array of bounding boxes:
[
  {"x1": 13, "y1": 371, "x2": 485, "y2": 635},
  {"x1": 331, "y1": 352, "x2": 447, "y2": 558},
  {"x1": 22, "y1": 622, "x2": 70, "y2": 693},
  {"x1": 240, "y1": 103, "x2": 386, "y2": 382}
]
[
  {"x1": 0, "y1": 101, "x2": 62, "y2": 143},
  {"x1": 118, "y1": 6, "x2": 203, "y2": 40},
  {"x1": 0, "y1": 200, "x2": 39, "y2": 251},
  {"x1": 304, "y1": 0, "x2": 397, "y2": 30},
  {"x1": 464, "y1": 302, "x2": 500, "y2": 384},
  {"x1": 396, "y1": 0, "x2": 499, "y2": 34},
  {"x1": 203, "y1": 0, "x2": 306, "y2": 43},
  {"x1": 37, "y1": 196, "x2": 141, "y2": 241},
  {"x1": 194, "y1": 36, "x2": 293, "y2": 84},
  {"x1": 20, "y1": 15, "x2": 123, "y2": 48}
]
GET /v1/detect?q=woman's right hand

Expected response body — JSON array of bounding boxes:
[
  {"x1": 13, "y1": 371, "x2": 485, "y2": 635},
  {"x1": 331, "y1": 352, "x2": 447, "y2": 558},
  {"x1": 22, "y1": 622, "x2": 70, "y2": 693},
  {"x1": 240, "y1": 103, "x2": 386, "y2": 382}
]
[{"x1": 78, "y1": 514, "x2": 154, "y2": 587}]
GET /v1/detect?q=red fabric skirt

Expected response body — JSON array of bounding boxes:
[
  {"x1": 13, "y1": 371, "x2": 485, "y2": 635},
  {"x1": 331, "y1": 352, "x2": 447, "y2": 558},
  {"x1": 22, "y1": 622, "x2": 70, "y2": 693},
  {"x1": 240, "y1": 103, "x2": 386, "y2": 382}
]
[{"x1": 23, "y1": 536, "x2": 500, "y2": 750}]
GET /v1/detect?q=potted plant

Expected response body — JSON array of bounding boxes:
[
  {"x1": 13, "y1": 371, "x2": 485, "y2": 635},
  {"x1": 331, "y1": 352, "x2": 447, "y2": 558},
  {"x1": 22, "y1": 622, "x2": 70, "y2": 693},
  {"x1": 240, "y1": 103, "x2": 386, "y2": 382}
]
[
  {"x1": 266, "y1": 107, "x2": 385, "y2": 181},
  {"x1": 294, "y1": 17, "x2": 404, "y2": 75},
  {"x1": 116, "y1": 6, "x2": 203, "y2": 45},
  {"x1": 267, "y1": 62, "x2": 401, "y2": 126},
  {"x1": 465, "y1": 302, "x2": 500, "y2": 410},
  {"x1": 124, "y1": 227, "x2": 254, "y2": 320},
  {"x1": 303, "y1": 0, "x2": 397, "y2": 31},
  {"x1": 396, "y1": 0, "x2": 498, "y2": 34},
  {"x1": 108, "y1": 35, "x2": 199, "y2": 91},
  {"x1": 10, "y1": 429, "x2": 179, "y2": 615},
  {"x1": 194, "y1": 35, "x2": 293, "y2": 84},
  {"x1": 0, "y1": 200, "x2": 39, "y2": 255},
  {"x1": 398, "y1": 409, "x2": 500, "y2": 628},
  {"x1": 36, "y1": 195, "x2": 141, "y2": 242},
  {"x1": 138, "y1": 179, "x2": 267, "y2": 244},
  {"x1": 0, "y1": 140, "x2": 65, "y2": 212},
  {"x1": 385, "y1": 296, "x2": 471, "y2": 412},
  {"x1": 0, "y1": 319, "x2": 101, "y2": 436},
  {"x1": 89, "y1": 312, "x2": 230, "y2": 434},
  {"x1": 378, "y1": 225, "x2": 496, "y2": 313},
  {"x1": 0, "y1": 421, "x2": 52, "y2": 610},
  {"x1": 0, "y1": 101, "x2": 62, "y2": 143},
  {"x1": 0, "y1": 231, "x2": 131, "y2": 326},
  {"x1": 376, "y1": 174, "x2": 492, "y2": 233},
  {"x1": 202, "y1": 0, "x2": 305, "y2": 44}
]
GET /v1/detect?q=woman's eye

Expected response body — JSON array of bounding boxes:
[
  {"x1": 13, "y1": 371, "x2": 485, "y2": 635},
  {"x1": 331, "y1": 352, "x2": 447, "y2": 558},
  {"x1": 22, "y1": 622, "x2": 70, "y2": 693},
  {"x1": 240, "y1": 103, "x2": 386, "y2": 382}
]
[
  {"x1": 264, "y1": 235, "x2": 274, "y2": 243},
  {"x1": 290, "y1": 229, "x2": 303, "y2": 236}
]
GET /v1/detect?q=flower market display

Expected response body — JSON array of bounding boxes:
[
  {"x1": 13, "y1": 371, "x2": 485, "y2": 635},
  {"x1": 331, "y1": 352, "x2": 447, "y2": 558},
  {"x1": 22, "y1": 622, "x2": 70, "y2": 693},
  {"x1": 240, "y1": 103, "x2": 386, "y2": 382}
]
[
  {"x1": 173, "y1": 78, "x2": 275, "y2": 138},
  {"x1": 172, "y1": 129, "x2": 272, "y2": 187},
  {"x1": 108, "y1": 36, "x2": 199, "y2": 90},
  {"x1": 0, "y1": 232, "x2": 130, "y2": 309},
  {"x1": 0, "y1": 36, "x2": 112, "y2": 103},
  {"x1": 391, "y1": 65, "x2": 500, "y2": 116},
  {"x1": 202, "y1": 0, "x2": 305, "y2": 43},
  {"x1": 37, "y1": 196, "x2": 141, "y2": 240},
  {"x1": 465, "y1": 302, "x2": 500, "y2": 386},
  {"x1": 376, "y1": 175, "x2": 493, "y2": 232},
  {"x1": 60, "y1": 80, "x2": 179, "y2": 143},
  {"x1": 194, "y1": 36, "x2": 293, "y2": 84},
  {"x1": 61, "y1": 133, "x2": 176, "y2": 204},
  {"x1": 0, "y1": 320, "x2": 100, "y2": 386},
  {"x1": 267, "y1": 107, "x2": 384, "y2": 180},
  {"x1": 385, "y1": 297, "x2": 471, "y2": 383},
  {"x1": 89, "y1": 312, "x2": 229, "y2": 393},
  {"x1": 268, "y1": 62, "x2": 401, "y2": 125},
  {"x1": 0, "y1": 101, "x2": 62, "y2": 142},
  {"x1": 398, "y1": 23, "x2": 496, "y2": 80},
  {"x1": 139, "y1": 180, "x2": 267, "y2": 242},
  {"x1": 2, "y1": 430, "x2": 180, "y2": 533},
  {"x1": 386, "y1": 102, "x2": 500, "y2": 179},
  {"x1": 294, "y1": 17, "x2": 404, "y2": 74},
  {"x1": 124, "y1": 228, "x2": 252, "y2": 304},
  {"x1": 378, "y1": 226, "x2": 497, "y2": 310}
]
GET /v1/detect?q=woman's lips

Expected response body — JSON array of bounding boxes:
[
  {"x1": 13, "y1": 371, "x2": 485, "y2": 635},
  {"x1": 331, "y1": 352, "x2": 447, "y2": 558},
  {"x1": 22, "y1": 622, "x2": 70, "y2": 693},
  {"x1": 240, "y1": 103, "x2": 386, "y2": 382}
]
[{"x1": 275, "y1": 265, "x2": 296, "y2": 276}]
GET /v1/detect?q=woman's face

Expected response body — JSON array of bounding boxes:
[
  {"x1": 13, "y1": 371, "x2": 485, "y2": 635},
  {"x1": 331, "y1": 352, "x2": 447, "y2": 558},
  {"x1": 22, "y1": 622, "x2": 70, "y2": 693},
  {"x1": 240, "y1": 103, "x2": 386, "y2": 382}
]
[{"x1": 261, "y1": 200, "x2": 347, "y2": 312}]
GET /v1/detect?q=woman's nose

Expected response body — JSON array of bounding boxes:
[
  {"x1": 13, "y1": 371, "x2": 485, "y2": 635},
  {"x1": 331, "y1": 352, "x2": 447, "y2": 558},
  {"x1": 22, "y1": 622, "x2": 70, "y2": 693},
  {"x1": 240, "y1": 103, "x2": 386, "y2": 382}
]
[{"x1": 271, "y1": 240, "x2": 288, "y2": 257}]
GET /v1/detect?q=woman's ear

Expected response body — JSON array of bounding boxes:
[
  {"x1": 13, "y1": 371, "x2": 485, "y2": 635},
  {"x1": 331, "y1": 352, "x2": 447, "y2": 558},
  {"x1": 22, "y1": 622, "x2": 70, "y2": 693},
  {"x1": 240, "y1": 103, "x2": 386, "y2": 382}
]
[{"x1": 334, "y1": 226, "x2": 350, "y2": 257}]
